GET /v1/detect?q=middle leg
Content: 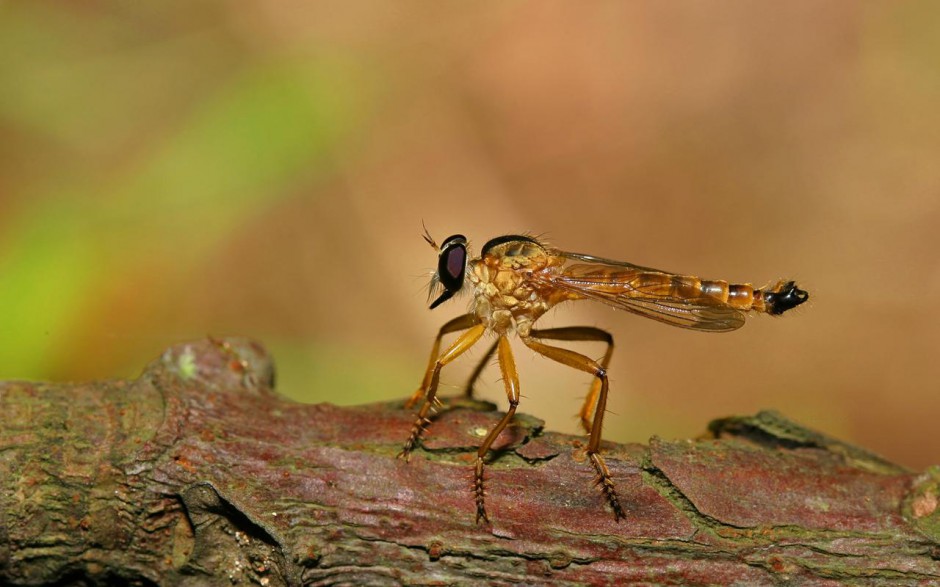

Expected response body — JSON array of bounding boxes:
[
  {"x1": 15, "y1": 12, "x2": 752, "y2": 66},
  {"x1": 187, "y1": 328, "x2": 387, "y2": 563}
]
[{"x1": 472, "y1": 335, "x2": 520, "y2": 524}]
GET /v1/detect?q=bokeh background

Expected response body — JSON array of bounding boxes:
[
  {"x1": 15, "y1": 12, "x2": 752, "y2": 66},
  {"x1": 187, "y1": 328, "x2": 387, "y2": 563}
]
[{"x1": 2, "y1": 2, "x2": 938, "y2": 468}]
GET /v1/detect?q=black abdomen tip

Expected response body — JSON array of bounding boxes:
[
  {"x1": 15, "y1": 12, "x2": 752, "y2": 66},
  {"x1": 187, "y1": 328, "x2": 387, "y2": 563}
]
[{"x1": 765, "y1": 281, "x2": 809, "y2": 315}]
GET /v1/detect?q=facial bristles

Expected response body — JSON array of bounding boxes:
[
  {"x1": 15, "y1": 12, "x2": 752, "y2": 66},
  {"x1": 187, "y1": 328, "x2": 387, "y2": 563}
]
[{"x1": 426, "y1": 273, "x2": 442, "y2": 304}]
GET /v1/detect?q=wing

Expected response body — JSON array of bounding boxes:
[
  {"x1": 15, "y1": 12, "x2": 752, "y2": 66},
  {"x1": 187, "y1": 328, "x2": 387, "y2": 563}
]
[{"x1": 535, "y1": 251, "x2": 747, "y2": 332}]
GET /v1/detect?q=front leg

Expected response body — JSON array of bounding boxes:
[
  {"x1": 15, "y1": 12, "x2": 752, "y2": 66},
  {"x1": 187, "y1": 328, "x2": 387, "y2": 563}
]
[
  {"x1": 406, "y1": 313, "x2": 481, "y2": 408},
  {"x1": 399, "y1": 323, "x2": 486, "y2": 460}
]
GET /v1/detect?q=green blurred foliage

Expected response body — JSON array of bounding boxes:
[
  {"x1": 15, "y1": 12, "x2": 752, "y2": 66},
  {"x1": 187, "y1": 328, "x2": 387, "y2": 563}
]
[{"x1": 0, "y1": 2, "x2": 379, "y2": 390}]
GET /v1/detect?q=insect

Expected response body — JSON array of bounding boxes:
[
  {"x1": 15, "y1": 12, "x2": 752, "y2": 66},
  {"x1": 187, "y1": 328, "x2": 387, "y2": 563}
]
[{"x1": 398, "y1": 231, "x2": 808, "y2": 523}]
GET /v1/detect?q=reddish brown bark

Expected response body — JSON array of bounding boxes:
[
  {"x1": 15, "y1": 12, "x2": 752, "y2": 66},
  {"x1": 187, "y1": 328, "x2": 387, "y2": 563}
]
[{"x1": 1, "y1": 338, "x2": 939, "y2": 586}]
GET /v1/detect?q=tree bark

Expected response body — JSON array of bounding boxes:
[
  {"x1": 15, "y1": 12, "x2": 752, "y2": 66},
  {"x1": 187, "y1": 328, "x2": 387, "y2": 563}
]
[{"x1": 1, "y1": 338, "x2": 939, "y2": 586}]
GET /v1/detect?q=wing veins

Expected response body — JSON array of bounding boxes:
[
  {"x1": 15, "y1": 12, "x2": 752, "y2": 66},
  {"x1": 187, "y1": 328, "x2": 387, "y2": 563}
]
[{"x1": 537, "y1": 252, "x2": 746, "y2": 332}]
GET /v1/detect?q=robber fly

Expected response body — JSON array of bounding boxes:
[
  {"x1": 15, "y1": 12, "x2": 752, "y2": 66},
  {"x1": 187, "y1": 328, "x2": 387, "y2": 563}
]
[{"x1": 399, "y1": 231, "x2": 808, "y2": 523}]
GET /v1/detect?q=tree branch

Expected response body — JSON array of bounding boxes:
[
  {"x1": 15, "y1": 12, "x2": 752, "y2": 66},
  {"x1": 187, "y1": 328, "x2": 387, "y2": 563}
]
[{"x1": 2, "y1": 338, "x2": 939, "y2": 586}]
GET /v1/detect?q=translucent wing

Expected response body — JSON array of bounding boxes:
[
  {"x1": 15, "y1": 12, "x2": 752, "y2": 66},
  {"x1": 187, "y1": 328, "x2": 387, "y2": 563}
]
[{"x1": 536, "y1": 251, "x2": 747, "y2": 332}]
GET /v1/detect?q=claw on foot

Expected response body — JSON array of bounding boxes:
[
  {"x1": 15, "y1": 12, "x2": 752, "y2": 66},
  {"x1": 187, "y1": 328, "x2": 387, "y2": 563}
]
[
  {"x1": 398, "y1": 429, "x2": 421, "y2": 461},
  {"x1": 474, "y1": 458, "x2": 489, "y2": 524},
  {"x1": 400, "y1": 402, "x2": 436, "y2": 462},
  {"x1": 589, "y1": 452, "x2": 625, "y2": 522}
]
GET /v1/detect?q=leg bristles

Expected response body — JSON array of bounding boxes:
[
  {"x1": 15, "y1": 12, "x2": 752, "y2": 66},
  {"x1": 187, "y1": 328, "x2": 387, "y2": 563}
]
[
  {"x1": 473, "y1": 458, "x2": 489, "y2": 524},
  {"x1": 588, "y1": 452, "x2": 626, "y2": 522}
]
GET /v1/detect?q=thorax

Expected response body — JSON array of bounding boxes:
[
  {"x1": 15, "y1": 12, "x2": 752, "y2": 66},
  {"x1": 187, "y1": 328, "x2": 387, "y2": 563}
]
[{"x1": 466, "y1": 238, "x2": 564, "y2": 337}]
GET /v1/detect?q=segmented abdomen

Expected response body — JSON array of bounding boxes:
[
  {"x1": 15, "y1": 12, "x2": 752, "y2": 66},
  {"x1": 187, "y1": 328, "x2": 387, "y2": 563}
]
[{"x1": 629, "y1": 273, "x2": 807, "y2": 315}]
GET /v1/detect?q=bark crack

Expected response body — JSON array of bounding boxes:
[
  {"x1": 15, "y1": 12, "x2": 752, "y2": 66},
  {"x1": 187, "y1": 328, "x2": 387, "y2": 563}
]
[{"x1": 2, "y1": 338, "x2": 937, "y2": 585}]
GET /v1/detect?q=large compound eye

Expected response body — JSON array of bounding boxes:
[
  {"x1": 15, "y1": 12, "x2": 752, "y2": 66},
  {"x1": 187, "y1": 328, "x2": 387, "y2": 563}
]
[
  {"x1": 430, "y1": 234, "x2": 467, "y2": 309},
  {"x1": 438, "y1": 238, "x2": 467, "y2": 290}
]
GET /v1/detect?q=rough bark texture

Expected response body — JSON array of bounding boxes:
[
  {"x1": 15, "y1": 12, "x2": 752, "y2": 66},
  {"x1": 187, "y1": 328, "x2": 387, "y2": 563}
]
[{"x1": 1, "y1": 338, "x2": 939, "y2": 586}]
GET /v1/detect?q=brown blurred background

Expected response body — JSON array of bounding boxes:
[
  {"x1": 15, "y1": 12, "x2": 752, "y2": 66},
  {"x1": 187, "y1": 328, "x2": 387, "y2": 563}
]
[{"x1": 1, "y1": 2, "x2": 938, "y2": 468}]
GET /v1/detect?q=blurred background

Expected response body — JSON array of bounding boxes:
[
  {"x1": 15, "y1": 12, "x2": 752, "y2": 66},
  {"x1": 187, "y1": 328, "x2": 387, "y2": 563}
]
[{"x1": 2, "y1": 2, "x2": 938, "y2": 468}]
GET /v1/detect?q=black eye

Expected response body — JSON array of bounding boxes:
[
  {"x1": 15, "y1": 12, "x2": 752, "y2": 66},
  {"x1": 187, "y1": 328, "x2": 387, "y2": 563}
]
[
  {"x1": 439, "y1": 243, "x2": 466, "y2": 290},
  {"x1": 429, "y1": 234, "x2": 467, "y2": 309}
]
